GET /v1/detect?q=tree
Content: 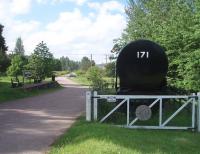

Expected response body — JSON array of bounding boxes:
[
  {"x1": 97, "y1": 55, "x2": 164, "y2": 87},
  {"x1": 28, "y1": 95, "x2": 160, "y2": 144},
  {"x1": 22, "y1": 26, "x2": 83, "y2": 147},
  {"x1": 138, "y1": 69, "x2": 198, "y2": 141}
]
[
  {"x1": 0, "y1": 24, "x2": 7, "y2": 52},
  {"x1": 60, "y1": 56, "x2": 68, "y2": 71},
  {"x1": 116, "y1": 0, "x2": 200, "y2": 92},
  {"x1": 105, "y1": 62, "x2": 115, "y2": 77},
  {"x1": 0, "y1": 49, "x2": 10, "y2": 73},
  {"x1": 111, "y1": 38, "x2": 126, "y2": 54},
  {"x1": 0, "y1": 24, "x2": 9, "y2": 73},
  {"x1": 60, "y1": 56, "x2": 80, "y2": 71},
  {"x1": 53, "y1": 58, "x2": 62, "y2": 71},
  {"x1": 80, "y1": 56, "x2": 95, "y2": 71},
  {"x1": 68, "y1": 60, "x2": 79, "y2": 71},
  {"x1": 7, "y1": 55, "x2": 24, "y2": 79},
  {"x1": 14, "y1": 37, "x2": 25, "y2": 55},
  {"x1": 27, "y1": 41, "x2": 54, "y2": 82}
]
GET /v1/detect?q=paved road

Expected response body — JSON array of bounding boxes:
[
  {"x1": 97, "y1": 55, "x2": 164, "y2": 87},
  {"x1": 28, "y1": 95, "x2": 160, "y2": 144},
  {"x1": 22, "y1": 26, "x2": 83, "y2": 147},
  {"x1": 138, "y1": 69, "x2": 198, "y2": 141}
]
[{"x1": 0, "y1": 77, "x2": 87, "y2": 154}]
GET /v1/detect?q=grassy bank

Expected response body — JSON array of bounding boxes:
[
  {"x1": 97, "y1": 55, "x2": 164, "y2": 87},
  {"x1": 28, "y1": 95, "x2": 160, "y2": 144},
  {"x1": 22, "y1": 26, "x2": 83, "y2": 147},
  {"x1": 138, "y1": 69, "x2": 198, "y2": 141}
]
[
  {"x1": 50, "y1": 117, "x2": 200, "y2": 154},
  {"x1": 0, "y1": 76, "x2": 62, "y2": 103}
]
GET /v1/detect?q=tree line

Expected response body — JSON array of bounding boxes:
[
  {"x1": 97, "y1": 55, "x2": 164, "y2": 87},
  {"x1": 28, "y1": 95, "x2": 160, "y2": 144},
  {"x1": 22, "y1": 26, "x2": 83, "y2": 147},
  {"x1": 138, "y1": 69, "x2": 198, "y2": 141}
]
[
  {"x1": 0, "y1": 23, "x2": 95, "y2": 82},
  {"x1": 113, "y1": 0, "x2": 200, "y2": 92}
]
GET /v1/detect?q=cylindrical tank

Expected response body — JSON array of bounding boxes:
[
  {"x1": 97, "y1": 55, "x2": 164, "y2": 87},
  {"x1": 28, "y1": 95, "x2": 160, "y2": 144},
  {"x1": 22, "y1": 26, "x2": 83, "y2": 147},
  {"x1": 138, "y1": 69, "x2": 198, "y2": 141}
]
[{"x1": 116, "y1": 40, "x2": 168, "y2": 94}]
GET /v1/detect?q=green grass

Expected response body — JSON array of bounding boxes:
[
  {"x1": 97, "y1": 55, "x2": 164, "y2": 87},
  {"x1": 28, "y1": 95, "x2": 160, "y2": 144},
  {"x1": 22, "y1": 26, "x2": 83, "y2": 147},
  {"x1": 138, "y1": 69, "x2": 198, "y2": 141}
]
[
  {"x1": 70, "y1": 75, "x2": 90, "y2": 86},
  {"x1": 0, "y1": 76, "x2": 62, "y2": 103},
  {"x1": 71, "y1": 74, "x2": 115, "y2": 87},
  {"x1": 50, "y1": 117, "x2": 200, "y2": 154},
  {"x1": 53, "y1": 71, "x2": 69, "y2": 77}
]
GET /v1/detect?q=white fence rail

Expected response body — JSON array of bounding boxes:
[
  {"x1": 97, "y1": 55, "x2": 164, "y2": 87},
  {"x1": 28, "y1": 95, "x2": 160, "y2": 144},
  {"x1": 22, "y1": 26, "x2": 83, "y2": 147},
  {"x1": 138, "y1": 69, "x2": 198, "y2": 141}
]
[{"x1": 86, "y1": 91, "x2": 200, "y2": 132}]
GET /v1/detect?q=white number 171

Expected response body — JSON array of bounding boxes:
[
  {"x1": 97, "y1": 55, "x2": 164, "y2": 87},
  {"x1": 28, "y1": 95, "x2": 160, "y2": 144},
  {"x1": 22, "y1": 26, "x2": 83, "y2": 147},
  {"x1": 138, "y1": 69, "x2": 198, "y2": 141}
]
[{"x1": 137, "y1": 51, "x2": 149, "y2": 59}]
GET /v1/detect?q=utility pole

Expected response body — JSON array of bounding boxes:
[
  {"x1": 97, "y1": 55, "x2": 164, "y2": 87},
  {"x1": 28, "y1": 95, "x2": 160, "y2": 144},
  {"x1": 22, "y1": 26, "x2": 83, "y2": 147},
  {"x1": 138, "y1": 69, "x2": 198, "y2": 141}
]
[
  {"x1": 90, "y1": 54, "x2": 93, "y2": 67},
  {"x1": 105, "y1": 54, "x2": 108, "y2": 64}
]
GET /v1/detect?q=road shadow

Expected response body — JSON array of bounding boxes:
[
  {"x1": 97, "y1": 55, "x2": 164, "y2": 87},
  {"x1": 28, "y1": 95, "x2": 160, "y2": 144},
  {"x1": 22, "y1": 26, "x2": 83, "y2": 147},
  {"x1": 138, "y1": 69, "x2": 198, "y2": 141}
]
[{"x1": 0, "y1": 82, "x2": 87, "y2": 154}]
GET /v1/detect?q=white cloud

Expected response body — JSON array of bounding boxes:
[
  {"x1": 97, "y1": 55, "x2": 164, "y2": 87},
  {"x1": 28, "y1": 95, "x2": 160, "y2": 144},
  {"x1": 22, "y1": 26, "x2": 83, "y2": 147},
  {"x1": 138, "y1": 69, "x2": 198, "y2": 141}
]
[
  {"x1": 37, "y1": 0, "x2": 87, "y2": 5},
  {"x1": 11, "y1": 0, "x2": 32, "y2": 14},
  {"x1": 76, "y1": 0, "x2": 87, "y2": 5},
  {"x1": 0, "y1": 0, "x2": 32, "y2": 17},
  {"x1": 1, "y1": 1, "x2": 126, "y2": 63},
  {"x1": 4, "y1": 20, "x2": 41, "y2": 53},
  {"x1": 12, "y1": 21, "x2": 40, "y2": 34},
  {"x1": 88, "y1": 1, "x2": 124, "y2": 13},
  {"x1": 0, "y1": 0, "x2": 38, "y2": 53}
]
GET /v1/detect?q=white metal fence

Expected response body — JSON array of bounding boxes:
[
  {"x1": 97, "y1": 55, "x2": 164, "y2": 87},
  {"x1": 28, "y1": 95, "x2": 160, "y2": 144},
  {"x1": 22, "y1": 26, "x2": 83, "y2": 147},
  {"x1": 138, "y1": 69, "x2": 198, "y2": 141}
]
[{"x1": 86, "y1": 91, "x2": 200, "y2": 132}]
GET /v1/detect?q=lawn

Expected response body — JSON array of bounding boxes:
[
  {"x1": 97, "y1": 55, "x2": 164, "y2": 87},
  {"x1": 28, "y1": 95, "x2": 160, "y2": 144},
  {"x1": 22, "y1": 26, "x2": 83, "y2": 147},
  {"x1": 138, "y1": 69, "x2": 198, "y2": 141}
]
[
  {"x1": 49, "y1": 117, "x2": 200, "y2": 154},
  {"x1": 0, "y1": 76, "x2": 62, "y2": 103}
]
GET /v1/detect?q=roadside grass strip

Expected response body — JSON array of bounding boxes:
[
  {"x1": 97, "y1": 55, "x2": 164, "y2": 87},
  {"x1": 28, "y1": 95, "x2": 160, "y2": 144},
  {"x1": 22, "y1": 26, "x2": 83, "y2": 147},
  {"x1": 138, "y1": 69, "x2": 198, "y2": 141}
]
[{"x1": 50, "y1": 117, "x2": 200, "y2": 154}]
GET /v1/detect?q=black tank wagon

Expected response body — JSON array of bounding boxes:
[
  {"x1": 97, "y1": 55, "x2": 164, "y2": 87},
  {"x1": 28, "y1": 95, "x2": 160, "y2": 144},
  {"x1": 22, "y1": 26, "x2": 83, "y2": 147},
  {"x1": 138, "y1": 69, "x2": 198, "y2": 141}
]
[{"x1": 116, "y1": 40, "x2": 168, "y2": 94}]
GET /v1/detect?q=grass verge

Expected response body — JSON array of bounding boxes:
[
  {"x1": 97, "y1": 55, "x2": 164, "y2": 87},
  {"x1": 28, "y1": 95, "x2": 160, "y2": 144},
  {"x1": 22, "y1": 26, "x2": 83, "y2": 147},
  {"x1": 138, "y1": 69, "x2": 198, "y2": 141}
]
[
  {"x1": 70, "y1": 75, "x2": 115, "y2": 88},
  {"x1": 70, "y1": 75, "x2": 90, "y2": 86},
  {"x1": 50, "y1": 117, "x2": 200, "y2": 154},
  {"x1": 0, "y1": 76, "x2": 62, "y2": 103}
]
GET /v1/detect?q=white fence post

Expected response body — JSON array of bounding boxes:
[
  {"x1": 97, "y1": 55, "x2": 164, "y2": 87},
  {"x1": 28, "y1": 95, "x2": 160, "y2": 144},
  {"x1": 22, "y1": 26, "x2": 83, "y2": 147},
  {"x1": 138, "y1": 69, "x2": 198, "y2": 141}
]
[
  {"x1": 93, "y1": 91, "x2": 98, "y2": 121},
  {"x1": 197, "y1": 92, "x2": 200, "y2": 132},
  {"x1": 86, "y1": 91, "x2": 92, "y2": 121},
  {"x1": 159, "y1": 98, "x2": 162, "y2": 126},
  {"x1": 191, "y1": 93, "x2": 195, "y2": 129},
  {"x1": 127, "y1": 99, "x2": 130, "y2": 126}
]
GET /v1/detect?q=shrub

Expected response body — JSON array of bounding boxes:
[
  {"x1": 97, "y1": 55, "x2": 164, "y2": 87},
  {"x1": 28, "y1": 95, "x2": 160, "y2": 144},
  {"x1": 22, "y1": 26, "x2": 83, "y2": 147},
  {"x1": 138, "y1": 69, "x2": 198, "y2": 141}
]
[
  {"x1": 75, "y1": 70, "x2": 85, "y2": 76},
  {"x1": 86, "y1": 66, "x2": 108, "y2": 92},
  {"x1": 105, "y1": 62, "x2": 115, "y2": 77}
]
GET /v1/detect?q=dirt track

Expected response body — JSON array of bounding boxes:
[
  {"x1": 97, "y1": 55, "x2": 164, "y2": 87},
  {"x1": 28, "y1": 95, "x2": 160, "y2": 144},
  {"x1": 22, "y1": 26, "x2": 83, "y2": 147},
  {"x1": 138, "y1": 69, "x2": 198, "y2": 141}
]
[{"x1": 0, "y1": 77, "x2": 87, "y2": 154}]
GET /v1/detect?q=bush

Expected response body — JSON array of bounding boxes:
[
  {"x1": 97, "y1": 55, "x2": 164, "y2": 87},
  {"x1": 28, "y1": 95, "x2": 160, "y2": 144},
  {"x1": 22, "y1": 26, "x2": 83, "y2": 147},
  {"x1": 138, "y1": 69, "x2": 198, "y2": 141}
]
[
  {"x1": 75, "y1": 70, "x2": 85, "y2": 76},
  {"x1": 105, "y1": 62, "x2": 115, "y2": 77},
  {"x1": 86, "y1": 66, "x2": 108, "y2": 91}
]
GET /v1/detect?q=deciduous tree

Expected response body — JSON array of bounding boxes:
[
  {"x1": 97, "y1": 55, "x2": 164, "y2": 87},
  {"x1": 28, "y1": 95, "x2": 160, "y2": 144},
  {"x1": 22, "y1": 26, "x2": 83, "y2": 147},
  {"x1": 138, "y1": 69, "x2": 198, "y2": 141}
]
[
  {"x1": 27, "y1": 41, "x2": 54, "y2": 82},
  {"x1": 80, "y1": 56, "x2": 95, "y2": 71},
  {"x1": 7, "y1": 55, "x2": 24, "y2": 79}
]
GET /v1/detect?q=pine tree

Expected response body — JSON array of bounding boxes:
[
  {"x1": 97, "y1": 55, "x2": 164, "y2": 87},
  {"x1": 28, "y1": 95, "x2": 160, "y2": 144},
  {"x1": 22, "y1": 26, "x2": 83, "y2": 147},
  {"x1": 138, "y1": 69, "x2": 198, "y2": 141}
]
[
  {"x1": 14, "y1": 37, "x2": 25, "y2": 55},
  {"x1": 0, "y1": 24, "x2": 9, "y2": 73},
  {"x1": 0, "y1": 24, "x2": 7, "y2": 52}
]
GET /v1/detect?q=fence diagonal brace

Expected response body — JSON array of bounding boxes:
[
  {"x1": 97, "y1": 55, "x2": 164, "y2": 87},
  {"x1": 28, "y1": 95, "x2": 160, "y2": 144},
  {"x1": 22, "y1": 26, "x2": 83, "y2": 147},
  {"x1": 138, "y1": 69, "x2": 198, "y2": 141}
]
[
  {"x1": 161, "y1": 98, "x2": 193, "y2": 127},
  {"x1": 100, "y1": 99, "x2": 127, "y2": 123}
]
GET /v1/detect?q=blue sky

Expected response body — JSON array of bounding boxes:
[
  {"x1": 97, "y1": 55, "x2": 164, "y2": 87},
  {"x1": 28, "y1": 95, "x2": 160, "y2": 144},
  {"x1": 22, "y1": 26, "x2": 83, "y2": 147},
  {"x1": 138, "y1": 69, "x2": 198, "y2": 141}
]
[
  {"x1": 15, "y1": 0, "x2": 127, "y2": 29},
  {"x1": 0, "y1": 0, "x2": 127, "y2": 63}
]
